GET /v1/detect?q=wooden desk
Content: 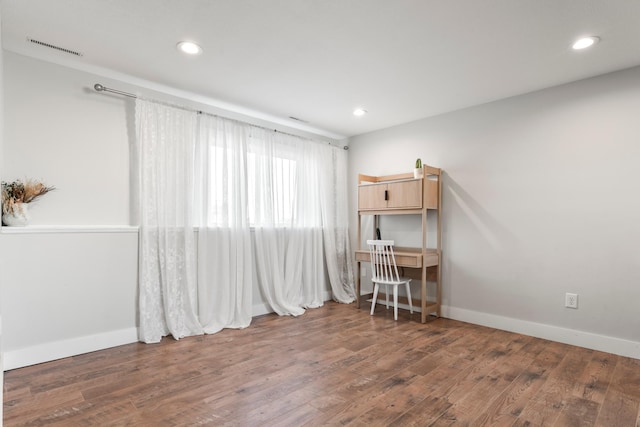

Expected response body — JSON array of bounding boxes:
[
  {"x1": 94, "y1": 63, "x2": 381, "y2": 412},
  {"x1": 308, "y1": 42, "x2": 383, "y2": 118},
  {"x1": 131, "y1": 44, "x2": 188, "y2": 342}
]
[
  {"x1": 355, "y1": 247, "x2": 438, "y2": 268},
  {"x1": 355, "y1": 165, "x2": 442, "y2": 322}
]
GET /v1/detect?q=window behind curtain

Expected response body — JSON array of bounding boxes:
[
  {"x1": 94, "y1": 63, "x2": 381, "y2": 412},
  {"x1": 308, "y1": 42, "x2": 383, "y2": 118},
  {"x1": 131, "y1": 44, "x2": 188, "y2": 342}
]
[{"x1": 206, "y1": 132, "x2": 319, "y2": 228}]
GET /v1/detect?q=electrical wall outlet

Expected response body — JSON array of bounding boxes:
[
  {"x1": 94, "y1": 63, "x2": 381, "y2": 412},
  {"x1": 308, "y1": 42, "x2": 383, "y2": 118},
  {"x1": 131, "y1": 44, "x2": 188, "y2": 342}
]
[{"x1": 565, "y1": 293, "x2": 578, "y2": 309}]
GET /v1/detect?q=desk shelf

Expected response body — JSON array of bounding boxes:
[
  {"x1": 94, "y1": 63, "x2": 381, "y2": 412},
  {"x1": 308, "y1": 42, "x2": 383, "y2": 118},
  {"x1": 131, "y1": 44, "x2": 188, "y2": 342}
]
[{"x1": 355, "y1": 165, "x2": 442, "y2": 322}]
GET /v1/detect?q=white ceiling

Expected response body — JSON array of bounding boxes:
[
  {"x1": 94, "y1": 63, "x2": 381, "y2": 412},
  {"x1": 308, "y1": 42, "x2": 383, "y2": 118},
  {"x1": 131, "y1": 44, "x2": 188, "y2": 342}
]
[{"x1": 3, "y1": 0, "x2": 640, "y2": 139}]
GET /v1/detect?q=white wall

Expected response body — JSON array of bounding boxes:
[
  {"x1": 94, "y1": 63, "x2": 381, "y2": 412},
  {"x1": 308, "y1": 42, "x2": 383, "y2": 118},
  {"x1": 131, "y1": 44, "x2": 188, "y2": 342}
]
[
  {"x1": 0, "y1": 52, "x2": 140, "y2": 370},
  {"x1": 0, "y1": 229, "x2": 139, "y2": 369},
  {"x1": 3, "y1": 52, "x2": 133, "y2": 225},
  {"x1": 349, "y1": 66, "x2": 640, "y2": 358}
]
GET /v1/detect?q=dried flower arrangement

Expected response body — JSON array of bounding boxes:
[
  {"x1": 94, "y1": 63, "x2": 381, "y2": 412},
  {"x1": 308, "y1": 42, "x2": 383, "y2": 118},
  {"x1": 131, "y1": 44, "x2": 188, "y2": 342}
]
[{"x1": 2, "y1": 179, "x2": 55, "y2": 223}]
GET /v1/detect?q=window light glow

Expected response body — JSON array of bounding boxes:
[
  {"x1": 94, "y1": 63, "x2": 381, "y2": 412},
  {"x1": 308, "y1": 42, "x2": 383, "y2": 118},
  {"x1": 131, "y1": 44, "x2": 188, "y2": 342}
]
[
  {"x1": 177, "y1": 41, "x2": 203, "y2": 55},
  {"x1": 572, "y1": 36, "x2": 599, "y2": 50},
  {"x1": 353, "y1": 108, "x2": 367, "y2": 116}
]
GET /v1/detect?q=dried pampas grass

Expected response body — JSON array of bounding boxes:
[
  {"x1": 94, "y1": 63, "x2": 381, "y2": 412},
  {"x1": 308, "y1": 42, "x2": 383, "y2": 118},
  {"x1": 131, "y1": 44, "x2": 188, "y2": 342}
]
[{"x1": 2, "y1": 179, "x2": 55, "y2": 215}]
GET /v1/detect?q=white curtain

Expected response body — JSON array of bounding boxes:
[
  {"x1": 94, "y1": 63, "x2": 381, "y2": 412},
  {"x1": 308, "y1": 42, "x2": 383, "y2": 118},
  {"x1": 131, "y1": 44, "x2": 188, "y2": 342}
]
[
  {"x1": 320, "y1": 147, "x2": 356, "y2": 303},
  {"x1": 250, "y1": 129, "x2": 325, "y2": 315},
  {"x1": 136, "y1": 99, "x2": 203, "y2": 343},
  {"x1": 196, "y1": 115, "x2": 253, "y2": 333},
  {"x1": 136, "y1": 98, "x2": 355, "y2": 343}
]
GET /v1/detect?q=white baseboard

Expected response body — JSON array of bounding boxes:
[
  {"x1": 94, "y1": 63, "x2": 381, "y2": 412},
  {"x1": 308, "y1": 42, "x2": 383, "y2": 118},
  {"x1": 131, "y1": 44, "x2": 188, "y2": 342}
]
[
  {"x1": 3, "y1": 327, "x2": 139, "y2": 371},
  {"x1": 442, "y1": 305, "x2": 640, "y2": 360},
  {"x1": 252, "y1": 302, "x2": 273, "y2": 317},
  {"x1": 4, "y1": 291, "x2": 336, "y2": 371}
]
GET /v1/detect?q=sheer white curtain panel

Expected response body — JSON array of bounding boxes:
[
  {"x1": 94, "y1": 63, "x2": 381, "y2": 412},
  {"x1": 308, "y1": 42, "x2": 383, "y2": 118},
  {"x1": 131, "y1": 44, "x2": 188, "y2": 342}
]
[
  {"x1": 196, "y1": 115, "x2": 253, "y2": 333},
  {"x1": 250, "y1": 130, "x2": 325, "y2": 315},
  {"x1": 319, "y1": 146, "x2": 356, "y2": 303},
  {"x1": 136, "y1": 99, "x2": 203, "y2": 343}
]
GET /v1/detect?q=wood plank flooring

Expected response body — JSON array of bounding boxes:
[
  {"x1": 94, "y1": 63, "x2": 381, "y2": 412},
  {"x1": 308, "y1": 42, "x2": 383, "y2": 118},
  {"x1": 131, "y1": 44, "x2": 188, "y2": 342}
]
[{"x1": 4, "y1": 302, "x2": 640, "y2": 426}]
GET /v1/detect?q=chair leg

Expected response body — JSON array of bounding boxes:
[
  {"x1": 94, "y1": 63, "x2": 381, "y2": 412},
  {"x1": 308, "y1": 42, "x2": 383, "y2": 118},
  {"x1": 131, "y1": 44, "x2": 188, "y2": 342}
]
[
  {"x1": 370, "y1": 283, "x2": 379, "y2": 316},
  {"x1": 393, "y1": 285, "x2": 399, "y2": 320},
  {"x1": 406, "y1": 282, "x2": 413, "y2": 314}
]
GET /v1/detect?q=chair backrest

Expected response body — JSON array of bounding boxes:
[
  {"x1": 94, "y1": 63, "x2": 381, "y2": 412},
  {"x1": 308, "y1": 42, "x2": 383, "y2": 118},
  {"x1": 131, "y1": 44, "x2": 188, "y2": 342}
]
[{"x1": 366, "y1": 239, "x2": 400, "y2": 282}]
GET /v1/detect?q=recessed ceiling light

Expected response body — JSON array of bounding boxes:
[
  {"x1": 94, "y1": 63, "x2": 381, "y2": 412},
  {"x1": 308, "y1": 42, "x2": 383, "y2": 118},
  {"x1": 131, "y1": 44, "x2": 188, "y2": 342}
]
[
  {"x1": 353, "y1": 108, "x2": 367, "y2": 117},
  {"x1": 572, "y1": 36, "x2": 599, "y2": 50},
  {"x1": 177, "y1": 41, "x2": 203, "y2": 55}
]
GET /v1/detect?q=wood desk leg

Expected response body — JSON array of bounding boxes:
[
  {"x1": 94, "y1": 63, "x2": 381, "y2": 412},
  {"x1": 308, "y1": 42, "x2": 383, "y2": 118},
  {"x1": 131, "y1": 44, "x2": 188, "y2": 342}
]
[
  {"x1": 356, "y1": 262, "x2": 361, "y2": 309},
  {"x1": 421, "y1": 265, "x2": 427, "y2": 323}
]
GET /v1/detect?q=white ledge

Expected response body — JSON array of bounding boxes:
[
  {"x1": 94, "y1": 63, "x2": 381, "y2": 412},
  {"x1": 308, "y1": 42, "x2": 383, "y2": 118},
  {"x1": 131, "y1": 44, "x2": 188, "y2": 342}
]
[{"x1": 0, "y1": 225, "x2": 139, "y2": 234}]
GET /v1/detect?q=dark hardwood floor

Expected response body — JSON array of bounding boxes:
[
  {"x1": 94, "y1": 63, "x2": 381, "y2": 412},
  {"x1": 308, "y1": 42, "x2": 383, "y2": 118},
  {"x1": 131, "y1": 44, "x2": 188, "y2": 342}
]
[{"x1": 3, "y1": 301, "x2": 640, "y2": 426}]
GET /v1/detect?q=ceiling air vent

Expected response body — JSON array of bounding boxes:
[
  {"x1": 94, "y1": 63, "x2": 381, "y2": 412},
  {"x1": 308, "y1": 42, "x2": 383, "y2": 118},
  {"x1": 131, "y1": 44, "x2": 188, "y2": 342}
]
[
  {"x1": 27, "y1": 38, "x2": 83, "y2": 57},
  {"x1": 288, "y1": 116, "x2": 309, "y2": 124}
]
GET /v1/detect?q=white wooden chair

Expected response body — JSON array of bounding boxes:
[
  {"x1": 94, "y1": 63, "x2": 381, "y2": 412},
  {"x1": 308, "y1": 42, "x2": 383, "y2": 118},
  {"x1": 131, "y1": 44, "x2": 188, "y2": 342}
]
[{"x1": 367, "y1": 239, "x2": 413, "y2": 320}]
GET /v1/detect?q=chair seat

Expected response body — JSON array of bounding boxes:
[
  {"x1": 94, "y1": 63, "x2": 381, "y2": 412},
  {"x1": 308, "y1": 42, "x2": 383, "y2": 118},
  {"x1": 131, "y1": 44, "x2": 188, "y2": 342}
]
[{"x1": 373, "y1": 277, "x2": 411, "y2": 286}]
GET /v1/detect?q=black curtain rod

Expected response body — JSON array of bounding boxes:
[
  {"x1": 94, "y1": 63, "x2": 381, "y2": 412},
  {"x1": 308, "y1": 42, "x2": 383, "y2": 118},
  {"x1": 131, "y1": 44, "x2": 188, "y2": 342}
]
[{"x1": 93, "y1": 83, "x2": 348, "y2": 150}]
